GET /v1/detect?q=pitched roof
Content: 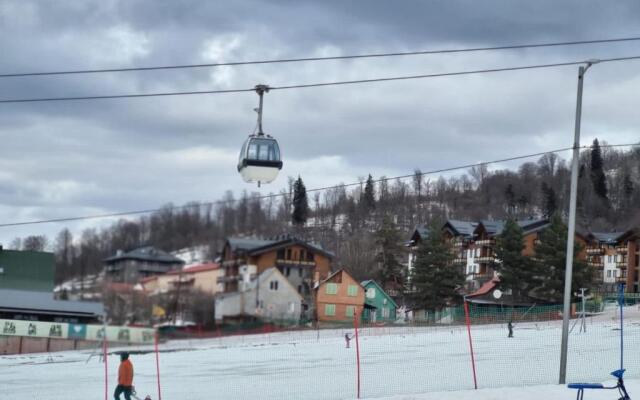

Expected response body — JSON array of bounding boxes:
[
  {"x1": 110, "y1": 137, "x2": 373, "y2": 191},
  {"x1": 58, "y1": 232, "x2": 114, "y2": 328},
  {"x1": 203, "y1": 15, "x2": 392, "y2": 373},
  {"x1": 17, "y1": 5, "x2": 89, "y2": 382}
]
[
  {"x1": 170, "y1": 262, "x2": 220, "y2": 274},
  {"x1": 226, "y1": 236, "x2": 334, "y2": 259},
  {"x1": 467, "y1": 277, "x2": 500, "y2": 298},
  {"x1": 475, "y1": 218, "x2": 550, "y2": 237},
  {"x1": 104, "y1": 246, "x2": 185, "y2": 265},
  {"x1": 589, "y1": 231, "x2": 626, "y2": 244},
  {"x1": 0, "y1": 289, "x2": 103, "y2": 317},
  {"x1": 443, "y1": 220, "x2": 477, "y2": 237}
]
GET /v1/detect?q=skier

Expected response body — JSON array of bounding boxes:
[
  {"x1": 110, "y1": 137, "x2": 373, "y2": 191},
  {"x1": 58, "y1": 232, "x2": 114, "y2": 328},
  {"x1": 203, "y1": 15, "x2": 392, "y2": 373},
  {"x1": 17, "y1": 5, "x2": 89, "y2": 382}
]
[
  {"x1": 345, "y1": 333, "x2": 352, "y2": 348},
  {"x1": 507, "y1": 320, "x2": 514, "y2": 338},
  {"x1": 114, "y1": 352, "x2": 134, "y2": 400}
]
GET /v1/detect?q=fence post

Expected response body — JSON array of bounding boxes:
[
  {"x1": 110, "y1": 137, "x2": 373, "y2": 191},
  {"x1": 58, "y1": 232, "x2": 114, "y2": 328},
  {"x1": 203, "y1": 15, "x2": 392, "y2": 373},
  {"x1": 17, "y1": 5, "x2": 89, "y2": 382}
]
[
  {"x1": 155, "y1": 330, "x2": 162, "y2": 400},
  {"x1": 463, "y1": 300, "x2": 478, "y2": 390},
  {"x1": 354, "y1": 314, "x2": 361, "y2": 399},
  {"x1": 103, "y1": 336, "x2": 108, "y2": 400}
]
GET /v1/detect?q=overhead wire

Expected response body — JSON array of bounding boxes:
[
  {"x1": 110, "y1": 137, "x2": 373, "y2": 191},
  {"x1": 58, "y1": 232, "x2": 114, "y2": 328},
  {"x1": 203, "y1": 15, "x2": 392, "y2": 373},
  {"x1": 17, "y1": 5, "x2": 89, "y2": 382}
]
[
  {"x1": 0, "y1": 142, "x2": 636, "y2": 229},
  {"x1": 2, "y1": 55, "x2": 640, "y2": 104},
  {"x1": 2, "y1": 36, "x2": 640, "y2": 78}
]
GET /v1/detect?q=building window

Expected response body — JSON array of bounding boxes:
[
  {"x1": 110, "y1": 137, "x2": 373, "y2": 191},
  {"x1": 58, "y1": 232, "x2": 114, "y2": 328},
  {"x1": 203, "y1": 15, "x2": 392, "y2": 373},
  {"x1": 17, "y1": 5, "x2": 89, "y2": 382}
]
[
  {"x1": 347, "y1": 285, "x2": 358, "y2": 296},
  {"x1": 345, "y1": 305, "x2": 355, "y2": 317},
  {"x1": 298, "y1": 268, "x2": 303, "y2": 277},
  {"x1": 382, "y1": 308, "x2": 389, "y2": 318},
  {"x1": 326, "y1": 283, "x2": 338, "y2": 295},
  {"x1": 608, "y1": 255, "x2": 612, "y2": 263},
  {"x1": 298, "y1": 285, "x2": 303, "y2": 293},
  {"x1": 277, "y1": 248, "x2": 285, "y2": 259},
  {"x1": 325, "y1": 304, "x2": 336, "y2": 316},
  {"x1": 383, "y1": 298, "x2": 387, "y2": 305},
  {"x1": 289, "y1": 302, "x2": 296, "y2": 313},
  {"x1": 286, "y1": 249, "x2": 292, "y2": 260},
  {"x1": 307, "y1": 252, "x2": 314, "y2": 262},
  {"x1": 270, "y1": 281, "x2": 279, "y2": 290},
  {"x1": 607, "y1": 270, "x2": 612, "y2": 278},
  {"x1": 285, "y1": 267, "x2": 290, "y2": 276},
  {"x1": 366, "y1": 288, "x2": 376, "y2": 299},
  {"x1": 300, "y1": 249, "x2": 306, "y2": 261}
]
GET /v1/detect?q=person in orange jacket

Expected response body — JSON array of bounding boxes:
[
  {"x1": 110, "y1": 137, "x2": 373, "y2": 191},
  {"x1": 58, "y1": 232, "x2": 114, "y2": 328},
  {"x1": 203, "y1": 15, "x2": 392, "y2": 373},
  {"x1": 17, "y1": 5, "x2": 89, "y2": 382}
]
[{"x1": 114, "y1": 352, "x2": 134, "y2": 400}]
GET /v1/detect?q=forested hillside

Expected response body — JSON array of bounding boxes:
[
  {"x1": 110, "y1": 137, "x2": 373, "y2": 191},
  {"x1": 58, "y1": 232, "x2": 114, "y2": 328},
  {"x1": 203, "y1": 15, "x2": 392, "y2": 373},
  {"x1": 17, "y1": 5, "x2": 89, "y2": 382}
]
[{"x1": 11, "y1": 141, "x2": 639, "y2": 283}]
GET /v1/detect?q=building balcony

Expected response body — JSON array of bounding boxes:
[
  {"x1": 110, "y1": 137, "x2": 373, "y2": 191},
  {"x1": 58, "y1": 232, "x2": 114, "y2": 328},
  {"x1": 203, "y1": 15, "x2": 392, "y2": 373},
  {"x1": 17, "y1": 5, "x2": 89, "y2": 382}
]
[
  {"x1": 476, "y1": 256, "x2": 496, "y2": 264},
  {"x1": 475, "y1": 239, "x2": 495, "y2": 246},
  {"x1": 587, "y1": 261, "x2": 604, "y2": 268},
  {"x1": 452, "y1": 239, "x2": 465, "y2": 248},
  {"x1": 617, "y1": 276, "x2": 627, "y2": 283},
  {"x1": 616, "y1": 246, "x2": 628, "y2": 254},
  {"x1": 616, "y1": 261, "x2": 628, "y2": 269},
  {"x1": 276, "y1": 259, "x2": 316, "y2": 267},
  {"x1": 586, "y1": 247, "x2": 604, "y2": 255},
  {"x1": 453, "y1": 258, "x2": 466, "y2": 265}
]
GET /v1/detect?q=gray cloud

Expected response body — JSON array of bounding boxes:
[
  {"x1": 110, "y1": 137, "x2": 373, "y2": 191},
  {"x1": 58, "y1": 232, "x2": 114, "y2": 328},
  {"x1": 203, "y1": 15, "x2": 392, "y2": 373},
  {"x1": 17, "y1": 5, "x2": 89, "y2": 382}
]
[{"x1": 1, "y1": 0, "x2": 639, "y2": 243}]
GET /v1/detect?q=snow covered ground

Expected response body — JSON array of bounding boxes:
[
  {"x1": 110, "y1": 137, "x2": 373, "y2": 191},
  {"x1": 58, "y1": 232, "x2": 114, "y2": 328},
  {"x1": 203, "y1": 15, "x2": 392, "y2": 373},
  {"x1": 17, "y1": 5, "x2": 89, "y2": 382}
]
[{"x1": 2, "y1": 305, "x2": 640, "y2": 399}]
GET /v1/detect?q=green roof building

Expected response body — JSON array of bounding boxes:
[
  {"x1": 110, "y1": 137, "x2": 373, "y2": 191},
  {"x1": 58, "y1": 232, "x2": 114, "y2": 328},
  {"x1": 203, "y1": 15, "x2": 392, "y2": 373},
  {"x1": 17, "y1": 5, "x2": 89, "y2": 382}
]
[
  {"x1": 361, "y1": 280, "x2": 398, "y2": 323},
  {"x1": 0, "y1": 247, "x2": 54, "y2": 292}
]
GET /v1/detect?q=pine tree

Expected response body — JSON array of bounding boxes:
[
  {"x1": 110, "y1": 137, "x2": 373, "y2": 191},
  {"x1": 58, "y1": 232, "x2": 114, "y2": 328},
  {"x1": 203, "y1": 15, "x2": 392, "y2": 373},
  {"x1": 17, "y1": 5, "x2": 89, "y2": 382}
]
[
  {"x1": 533, "y1": 214, "x2": 593, "y2": 303},
  {"x1": 374, "y1": 216, "x2": 405, "y2": 294},
  {"x1": 361, "y1": 174, "x2": 376, "y2": 214},
  {"x1": 291, "y1": 176, "x2": 309, "y2": 226},
  {"x1": 492, "y1": 218, "x2": 536, "y2": 300},
  {"x1": 590, "y1": 139, "x2": 608, "y2": 200},
  {"x1": 411, "y1": 222, "x2": 463, "y2": 315}
]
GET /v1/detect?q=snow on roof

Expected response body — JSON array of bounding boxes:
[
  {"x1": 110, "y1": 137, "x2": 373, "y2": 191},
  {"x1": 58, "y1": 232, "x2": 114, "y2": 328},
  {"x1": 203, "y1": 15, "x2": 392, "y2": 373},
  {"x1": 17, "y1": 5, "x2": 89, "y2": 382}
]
[
  {"x1": 104, "y1": 246, "x2": 185, "y2": 264},
  {"x1": 590, "y1": 231, "x2": 626, "y2": 244},
  {"x1": 0, "y1": 289, "x2": 103, "y2": 317}
]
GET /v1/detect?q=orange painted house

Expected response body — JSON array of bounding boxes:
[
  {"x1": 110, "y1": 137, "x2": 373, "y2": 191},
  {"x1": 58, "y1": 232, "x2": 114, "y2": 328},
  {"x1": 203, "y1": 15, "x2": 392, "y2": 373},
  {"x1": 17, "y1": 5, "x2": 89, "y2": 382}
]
[{"x1": 315, "y1": 269, "x2": 365, "y2": 323}]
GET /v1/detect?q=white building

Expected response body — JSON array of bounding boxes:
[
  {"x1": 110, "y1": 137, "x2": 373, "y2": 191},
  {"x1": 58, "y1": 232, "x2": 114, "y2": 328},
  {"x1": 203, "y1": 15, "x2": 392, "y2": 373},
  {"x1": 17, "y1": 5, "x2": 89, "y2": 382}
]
[{"x1": 215, "y1": 267, "x2": 303, "y2": 323}]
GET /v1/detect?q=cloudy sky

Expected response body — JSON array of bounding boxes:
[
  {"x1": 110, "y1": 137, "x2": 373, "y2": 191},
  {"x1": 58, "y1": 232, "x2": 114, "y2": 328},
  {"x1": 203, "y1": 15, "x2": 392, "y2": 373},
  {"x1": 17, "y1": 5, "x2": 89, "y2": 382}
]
[{"x1": 1, "y1": 1, "x2": 639, "y2": 244}]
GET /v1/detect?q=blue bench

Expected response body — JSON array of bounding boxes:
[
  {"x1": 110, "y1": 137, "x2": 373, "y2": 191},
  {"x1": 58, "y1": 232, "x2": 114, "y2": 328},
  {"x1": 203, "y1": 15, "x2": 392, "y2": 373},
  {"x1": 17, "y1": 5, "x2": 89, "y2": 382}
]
[{"x1": 568, "y1": 369, "x2": 629, "y2": 400}]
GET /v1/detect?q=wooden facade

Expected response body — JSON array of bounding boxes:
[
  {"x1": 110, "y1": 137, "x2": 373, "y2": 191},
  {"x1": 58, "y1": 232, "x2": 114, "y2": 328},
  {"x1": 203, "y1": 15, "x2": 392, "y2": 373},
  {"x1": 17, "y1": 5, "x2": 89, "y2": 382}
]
[{"x1": 315, "y1": 269, "x2": 365, "y2": 323}]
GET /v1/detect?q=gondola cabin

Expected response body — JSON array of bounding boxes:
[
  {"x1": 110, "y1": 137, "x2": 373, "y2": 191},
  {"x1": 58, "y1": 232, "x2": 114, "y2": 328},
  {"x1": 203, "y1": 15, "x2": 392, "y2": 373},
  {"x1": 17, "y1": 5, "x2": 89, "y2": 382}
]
[{"x1": 237, "y1": 134, "x2": 283, "y2": 184}]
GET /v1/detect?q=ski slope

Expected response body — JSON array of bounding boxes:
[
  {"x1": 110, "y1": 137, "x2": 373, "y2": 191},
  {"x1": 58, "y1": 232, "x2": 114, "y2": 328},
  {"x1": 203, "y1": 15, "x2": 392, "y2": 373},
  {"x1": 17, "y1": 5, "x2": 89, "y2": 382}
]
[{"x1": 2, "y1": 305, "x2": 639, "y2": 399}]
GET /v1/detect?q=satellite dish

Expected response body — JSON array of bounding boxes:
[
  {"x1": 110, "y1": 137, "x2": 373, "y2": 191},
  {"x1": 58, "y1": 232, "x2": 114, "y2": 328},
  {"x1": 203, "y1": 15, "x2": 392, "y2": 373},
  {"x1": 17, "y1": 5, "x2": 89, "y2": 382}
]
[{"x1": 493, "y1": 289, "x2": 503, "y2": 299}]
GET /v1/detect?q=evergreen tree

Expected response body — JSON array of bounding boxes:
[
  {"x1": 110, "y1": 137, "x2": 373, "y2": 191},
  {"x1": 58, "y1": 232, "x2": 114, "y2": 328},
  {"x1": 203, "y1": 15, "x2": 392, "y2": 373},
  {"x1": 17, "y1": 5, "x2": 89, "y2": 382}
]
[
  {"x1": 291, "y1": 176, "x2": 309, "y2": 226},
  {"x1": 411, "y1": 222, "x2": 463, "y2": 315},
  {"x1": 374, "y1": 216, "x2": 405, "y2": 294},
  {"x1": 492, "y1": 218, "x2": 536, "y2": 300},
  {"x1": 361, "y1": 174, "x2": 376, "y2": 213},
  {"x1": 590, "y1": 139, "x2": 608, "y2": 200},
  {"x1": 533, "y1": 214, "x2": 593, "y2": 302},
  {"x1": 541, "y1": 182, "x2": 558, "y2": 218}
]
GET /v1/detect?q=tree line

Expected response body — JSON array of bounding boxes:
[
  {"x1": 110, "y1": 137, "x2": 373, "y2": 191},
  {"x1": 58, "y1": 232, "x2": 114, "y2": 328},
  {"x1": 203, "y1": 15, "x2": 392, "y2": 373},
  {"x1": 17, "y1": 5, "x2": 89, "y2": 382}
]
[{"x1": 8, "y1": 141, "x2": 638, "y2": 288}]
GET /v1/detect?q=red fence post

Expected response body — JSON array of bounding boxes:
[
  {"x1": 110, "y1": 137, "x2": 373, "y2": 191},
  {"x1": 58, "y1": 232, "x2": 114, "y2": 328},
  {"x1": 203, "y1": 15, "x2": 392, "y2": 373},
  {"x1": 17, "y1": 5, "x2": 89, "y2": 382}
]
[
  {"x1": 464, "y1": 300, "x2": 478, "y2": 390},
  {"x1": 103, "y1": 337, "x2": 108, "y2": 400},
  {"x1": 354, "y1": 314, "x2": 361, "y2": 399},
  {"x1": 155, "y1": 330, "x2": 162, "y2": 400}
]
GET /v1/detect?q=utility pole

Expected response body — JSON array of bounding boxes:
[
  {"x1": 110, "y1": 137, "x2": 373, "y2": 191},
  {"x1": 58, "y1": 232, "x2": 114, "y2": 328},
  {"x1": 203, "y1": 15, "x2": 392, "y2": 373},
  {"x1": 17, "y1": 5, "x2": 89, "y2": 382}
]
[{"x1": 559, "y1": 60, "x2": 599, "y2": 384}]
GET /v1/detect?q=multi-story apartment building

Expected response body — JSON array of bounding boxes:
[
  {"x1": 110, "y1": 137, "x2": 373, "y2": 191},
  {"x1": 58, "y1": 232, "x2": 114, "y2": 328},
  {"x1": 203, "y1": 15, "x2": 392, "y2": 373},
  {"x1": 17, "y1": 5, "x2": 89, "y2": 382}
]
[
  {"x1": 218, "y1": 235, "x2": 334, "y2": 312},
  {"x1": 407, "y1": 218, "x2": 591, "y2": 293},
  {"x1": 104, "y1": 246, "x2": 185, "y2": 284},
  {"x1": 586, "y1": 230, "x2": 640, "y2": 293}
]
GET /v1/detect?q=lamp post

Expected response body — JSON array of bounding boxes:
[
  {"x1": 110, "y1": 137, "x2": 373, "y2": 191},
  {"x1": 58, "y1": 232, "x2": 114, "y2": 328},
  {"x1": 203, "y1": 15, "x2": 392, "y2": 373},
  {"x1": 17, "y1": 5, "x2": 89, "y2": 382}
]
[{"x1": 559, "y1": 59, "x2": 599, "y2": 384}]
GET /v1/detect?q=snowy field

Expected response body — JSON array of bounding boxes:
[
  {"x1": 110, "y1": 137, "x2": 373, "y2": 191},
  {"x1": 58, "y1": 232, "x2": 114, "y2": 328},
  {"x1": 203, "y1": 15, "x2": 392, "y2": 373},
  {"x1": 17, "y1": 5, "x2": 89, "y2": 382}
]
[{"x1": 2, "y1": 305, "x2": 640, "y2": 400}]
